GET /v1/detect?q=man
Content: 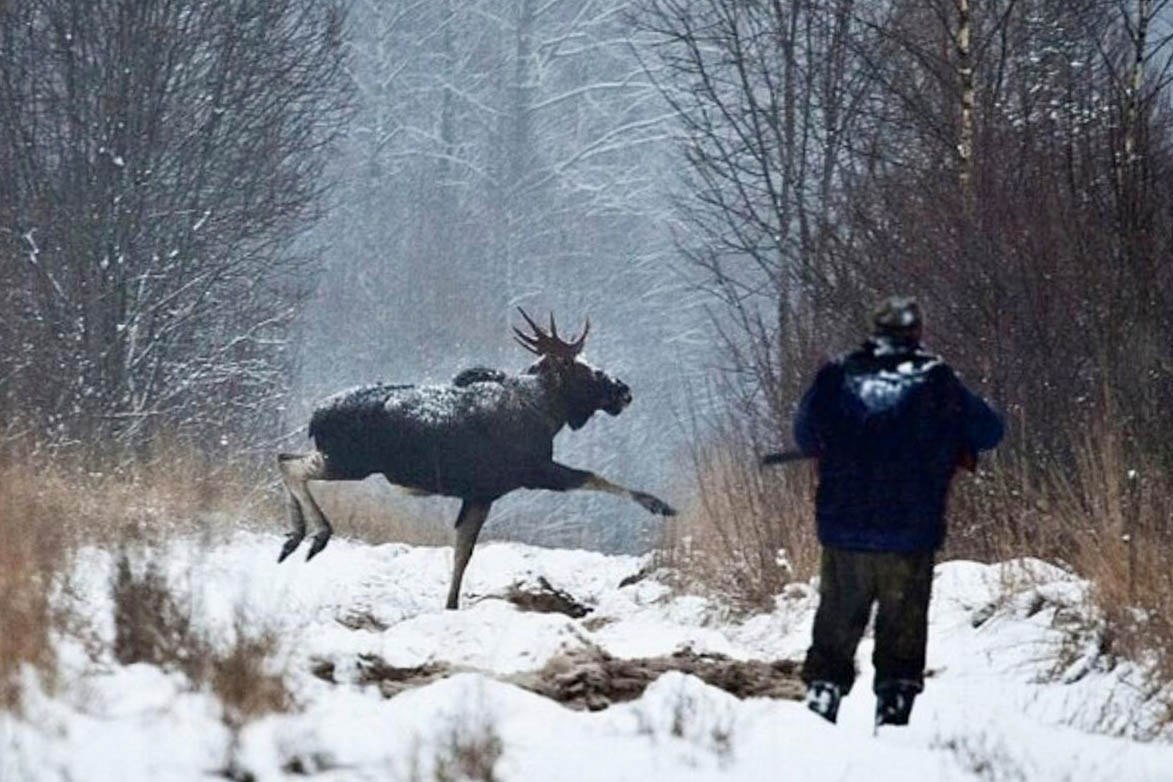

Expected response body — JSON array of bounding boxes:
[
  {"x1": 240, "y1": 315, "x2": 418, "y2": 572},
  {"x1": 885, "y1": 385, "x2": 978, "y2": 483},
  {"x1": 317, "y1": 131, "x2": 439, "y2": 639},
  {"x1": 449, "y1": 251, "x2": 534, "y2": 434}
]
[{"x1": 794, "y1": 296, "x2": 1003, "y2": 727}]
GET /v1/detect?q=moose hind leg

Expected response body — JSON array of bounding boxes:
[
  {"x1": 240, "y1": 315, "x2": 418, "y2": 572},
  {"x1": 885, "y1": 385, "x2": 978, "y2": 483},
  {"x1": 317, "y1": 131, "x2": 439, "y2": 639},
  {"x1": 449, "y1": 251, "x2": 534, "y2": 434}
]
[
  {"x1": 279, "y1": 490, "x2": 307, "y2": 563},
  {"x1": 277, "y1": 451, "x2": 332, "y2": 563},
  {"x1": 447, "y1": 500, "x2": 492, "y2": 610}
]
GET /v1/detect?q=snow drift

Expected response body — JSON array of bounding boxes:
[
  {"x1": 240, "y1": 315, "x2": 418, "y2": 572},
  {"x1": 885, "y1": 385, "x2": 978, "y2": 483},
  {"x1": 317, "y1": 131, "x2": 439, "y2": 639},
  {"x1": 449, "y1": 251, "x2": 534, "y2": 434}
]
[{"x1": 2, "y1": 532, "x2": 1171, "y2": 781}]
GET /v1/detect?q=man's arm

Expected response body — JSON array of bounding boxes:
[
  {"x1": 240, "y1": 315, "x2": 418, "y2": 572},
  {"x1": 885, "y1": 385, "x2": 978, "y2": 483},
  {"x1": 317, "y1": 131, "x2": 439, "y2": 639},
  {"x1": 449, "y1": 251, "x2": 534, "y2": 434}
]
[
  {"x1": 960, "y1": 385, "x2": 1004, "y2": 452},
  {"x1": 793, "y1": 364, "x2": 837, "y2": 457}
]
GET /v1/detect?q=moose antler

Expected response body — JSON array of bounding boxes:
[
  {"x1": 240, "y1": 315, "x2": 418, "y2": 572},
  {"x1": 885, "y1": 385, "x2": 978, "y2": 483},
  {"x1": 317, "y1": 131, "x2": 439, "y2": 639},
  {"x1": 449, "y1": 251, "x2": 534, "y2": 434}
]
[{"x1": 513, "y1": 307, "x2": 590, "y2": 359}]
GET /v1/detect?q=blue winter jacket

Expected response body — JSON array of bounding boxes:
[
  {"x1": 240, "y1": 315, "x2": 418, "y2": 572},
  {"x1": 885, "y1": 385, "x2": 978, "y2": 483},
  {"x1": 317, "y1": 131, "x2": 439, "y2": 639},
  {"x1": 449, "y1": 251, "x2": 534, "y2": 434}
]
[{"x1": 793, "y1": 339, "x2": 1004, "y2": 552}]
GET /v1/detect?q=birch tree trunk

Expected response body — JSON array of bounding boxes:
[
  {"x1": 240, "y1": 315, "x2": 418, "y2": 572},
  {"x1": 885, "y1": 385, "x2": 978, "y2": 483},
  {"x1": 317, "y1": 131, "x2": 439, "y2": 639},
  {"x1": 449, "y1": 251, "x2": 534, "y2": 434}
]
[{"x1": 956, "y1": 0, "x2": 975, "y2": 216}]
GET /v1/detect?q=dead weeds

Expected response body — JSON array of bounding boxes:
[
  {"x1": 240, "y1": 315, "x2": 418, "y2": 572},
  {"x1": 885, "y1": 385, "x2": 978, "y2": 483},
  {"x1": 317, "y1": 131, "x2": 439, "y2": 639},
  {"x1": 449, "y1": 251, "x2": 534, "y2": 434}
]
[{"x1": 342, "y1": 646, "x2": 802, "y2": 712}]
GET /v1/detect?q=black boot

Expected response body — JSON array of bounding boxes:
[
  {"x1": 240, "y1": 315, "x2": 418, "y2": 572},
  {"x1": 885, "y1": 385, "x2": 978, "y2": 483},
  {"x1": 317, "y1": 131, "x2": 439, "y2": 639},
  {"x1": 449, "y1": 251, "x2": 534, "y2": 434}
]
[
  {"x1": 805, "y1": 680, "x2": 842, "y2": 724},
  {"x1": 874, "y1": 680, "x2": 920, "y2": 727}
]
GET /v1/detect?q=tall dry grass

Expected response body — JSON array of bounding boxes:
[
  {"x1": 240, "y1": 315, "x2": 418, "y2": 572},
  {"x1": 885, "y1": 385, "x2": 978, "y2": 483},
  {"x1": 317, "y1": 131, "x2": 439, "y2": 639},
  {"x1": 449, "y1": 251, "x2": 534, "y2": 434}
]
[
  {"x1": 0, "y1": 463, "x2": 71, "y2": 709},
  {"x1": 947, "y1": 424, "x2": 1173, "y2": 691},
  {"x1": 659, "y1": 435, "x2": 819, "y2": 610},
  {"x1": 0, "y1": 440, "x2": 451, "y2": 712},
  {"x1": 108, "y1": 550, "x2": 293, "y2": 725},
  {"x1": 0, "y1": 445, "x2": 275, "y2": 711}
]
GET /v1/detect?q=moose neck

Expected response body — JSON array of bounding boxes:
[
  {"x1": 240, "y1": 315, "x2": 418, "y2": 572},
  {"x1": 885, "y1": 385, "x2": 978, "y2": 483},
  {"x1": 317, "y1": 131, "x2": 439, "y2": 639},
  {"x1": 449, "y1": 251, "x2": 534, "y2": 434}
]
[{"x1": 511, "y1": 371, "x2": 579, "y2": 436}]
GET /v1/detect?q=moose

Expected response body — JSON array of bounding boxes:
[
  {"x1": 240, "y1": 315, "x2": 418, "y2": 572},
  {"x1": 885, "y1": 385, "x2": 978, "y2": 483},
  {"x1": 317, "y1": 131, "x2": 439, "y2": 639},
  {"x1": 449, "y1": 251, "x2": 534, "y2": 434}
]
[{"x1": 277, "y1": 309, "x2": 677, "y2": 609}]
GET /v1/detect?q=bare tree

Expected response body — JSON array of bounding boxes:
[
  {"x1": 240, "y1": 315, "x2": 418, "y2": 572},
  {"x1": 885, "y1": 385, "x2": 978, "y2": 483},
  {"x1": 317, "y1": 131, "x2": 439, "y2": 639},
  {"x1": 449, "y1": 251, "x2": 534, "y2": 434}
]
[
  {"x1": 834, "y1": 0, "x2": 1173, "y2": 458},
  {"x1": 637, "y1": 0, "x2": 876, "y2": 432},
  {"x1": 294, "y1": 0, "x2": 704, "y2": 552},
  {"x1": 642, "y1": 0, "x2": 1173, "y2": 473},
  {"x1": 0, "y1": 0, "x2": 352, "y2": 456},
  {"x1": 1101, "y1": 0, "x2": 1173, "y2": 431}
]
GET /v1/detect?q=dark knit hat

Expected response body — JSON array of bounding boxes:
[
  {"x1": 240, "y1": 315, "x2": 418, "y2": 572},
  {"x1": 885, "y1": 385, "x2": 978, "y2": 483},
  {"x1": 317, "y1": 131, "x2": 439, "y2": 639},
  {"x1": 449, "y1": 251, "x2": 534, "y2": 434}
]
[{"x1": 872, "y1": 296, "x2": 922, "y2": 338}]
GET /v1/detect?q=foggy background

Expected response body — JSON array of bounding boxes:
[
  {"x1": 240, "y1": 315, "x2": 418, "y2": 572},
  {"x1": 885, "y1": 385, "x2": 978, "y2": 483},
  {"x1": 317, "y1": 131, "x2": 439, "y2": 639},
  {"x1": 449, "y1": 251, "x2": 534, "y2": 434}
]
[{"x1": 3, "y1": 0, "x2": 1172, "y2": 554}]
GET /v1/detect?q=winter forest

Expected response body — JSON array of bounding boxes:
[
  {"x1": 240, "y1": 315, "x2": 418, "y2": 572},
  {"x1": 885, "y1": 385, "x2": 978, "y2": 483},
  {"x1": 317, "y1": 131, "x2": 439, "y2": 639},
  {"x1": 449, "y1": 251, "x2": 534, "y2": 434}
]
[{"x1": 3, "y1": 0, "x2": 1173, "y2": 780}]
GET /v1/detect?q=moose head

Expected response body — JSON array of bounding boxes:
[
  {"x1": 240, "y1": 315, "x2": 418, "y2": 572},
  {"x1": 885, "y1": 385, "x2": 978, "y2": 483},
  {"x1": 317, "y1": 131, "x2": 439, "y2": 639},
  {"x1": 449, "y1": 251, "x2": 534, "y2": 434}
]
[{"x1": 513, "y1": 308, "x2": 632, "y2": 429}]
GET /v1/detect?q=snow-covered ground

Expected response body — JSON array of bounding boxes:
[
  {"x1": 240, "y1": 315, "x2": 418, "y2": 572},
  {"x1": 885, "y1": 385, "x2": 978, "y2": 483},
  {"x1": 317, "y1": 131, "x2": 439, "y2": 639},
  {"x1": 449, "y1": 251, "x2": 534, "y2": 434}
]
[{"x1": 3, "y1": 532, "x2": 1171, "y2": 781}]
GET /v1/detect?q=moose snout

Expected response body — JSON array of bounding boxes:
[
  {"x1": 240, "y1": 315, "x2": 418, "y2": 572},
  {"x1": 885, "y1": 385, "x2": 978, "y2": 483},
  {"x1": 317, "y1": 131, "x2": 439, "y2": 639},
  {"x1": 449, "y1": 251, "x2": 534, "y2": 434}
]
[{"x1": 604, "y1": 380, "x2": 632, "y2": 415}]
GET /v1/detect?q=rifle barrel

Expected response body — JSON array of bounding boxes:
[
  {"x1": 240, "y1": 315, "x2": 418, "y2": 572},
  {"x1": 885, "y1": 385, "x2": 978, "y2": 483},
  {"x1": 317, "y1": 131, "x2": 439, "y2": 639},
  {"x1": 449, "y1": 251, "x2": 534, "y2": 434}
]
[{"x1": 760, "y1": 450, "x2": 810, "y2": 467}]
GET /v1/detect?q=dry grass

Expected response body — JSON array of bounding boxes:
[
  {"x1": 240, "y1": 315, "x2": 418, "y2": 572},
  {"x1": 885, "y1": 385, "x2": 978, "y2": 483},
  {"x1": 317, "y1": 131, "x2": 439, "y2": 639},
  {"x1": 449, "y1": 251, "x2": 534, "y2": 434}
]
[
  {"x1": 405, "y1": 699, "x2": 505, "y2": 782},
  {"x1": 1044, "y1": 452, "x2": 1172, "y2": 700},
  {"x1": 431, "y1": 718, "x2": 505, "y2": 782},
  {"x1": 111, "y1": 551, "x2": 204, "y2": 672},
  {"x1": 108, "y1": 544, "x2": 294, "y2": 781},
  {"x1": 2, "y1": 446, "x2": 276, "y2": 546},
  {"x1": 109, "y1": 546, "x2": 293, "y2": 725},
  {"x1": 931, "y1": 731, "x2": 1026, "y2": 782},
  {"x1": 0, "y1": 439, "x2": 442, "y2": 716},
  {"x1": 208, "y1": 625, "x2": 294, "y2": 726},
  {"x1": 0, "y1": 463, "x2": 72, "y2": 710},
  {"x1": 658, "y1": 434, "x2": 819, "y2": 610},
  {"x1": 0, "y1": 444, "x2": 278, "y2": 712},
  {"x1": 945, "y1": 421, "x2": 1173, "y2": 699}
]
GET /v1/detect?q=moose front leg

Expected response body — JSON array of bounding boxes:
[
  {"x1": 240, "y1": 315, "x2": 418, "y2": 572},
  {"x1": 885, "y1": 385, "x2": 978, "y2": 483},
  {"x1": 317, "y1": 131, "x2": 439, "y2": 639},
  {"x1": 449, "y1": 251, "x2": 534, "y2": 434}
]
[
  {"x1": 447, "y1": 499, "x2": 493, "y2": 610},
  {"x1": 532, "y1": 462, "x2": 677, "y2": 516}
]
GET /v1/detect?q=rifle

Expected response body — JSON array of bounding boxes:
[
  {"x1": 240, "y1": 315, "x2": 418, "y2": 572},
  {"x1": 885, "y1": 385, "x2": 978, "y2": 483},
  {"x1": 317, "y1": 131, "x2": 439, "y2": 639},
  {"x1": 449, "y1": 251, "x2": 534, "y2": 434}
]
[
  {"x1": 762, "y1": 448, "x2": 979, "y2": 472},
  {"x1": 759, "y1": 449, "x2": 812, "y2": 467}
]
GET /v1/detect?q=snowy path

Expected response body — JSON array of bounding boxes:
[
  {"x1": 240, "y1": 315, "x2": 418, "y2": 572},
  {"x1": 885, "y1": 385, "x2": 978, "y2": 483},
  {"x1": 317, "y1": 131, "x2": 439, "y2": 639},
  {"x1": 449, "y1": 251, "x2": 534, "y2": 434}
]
[{"x1": 2, "y1": 533, "x2": 1171, "y2": 781}]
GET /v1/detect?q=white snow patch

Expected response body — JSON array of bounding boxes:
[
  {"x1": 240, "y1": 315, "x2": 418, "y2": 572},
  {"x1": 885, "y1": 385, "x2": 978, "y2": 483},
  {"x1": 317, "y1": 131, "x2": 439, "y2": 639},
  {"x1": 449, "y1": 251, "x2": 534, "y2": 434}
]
[{"x1": 2, "y1": 534, "x2": 1171, "y2": 782}]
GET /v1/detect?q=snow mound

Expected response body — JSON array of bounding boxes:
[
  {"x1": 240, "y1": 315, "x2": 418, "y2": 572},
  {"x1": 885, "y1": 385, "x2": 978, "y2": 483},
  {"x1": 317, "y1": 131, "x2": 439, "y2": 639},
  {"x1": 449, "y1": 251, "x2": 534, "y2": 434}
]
[{"x1": 2, "y1": 533, "x2": 1171, "y2": 781}]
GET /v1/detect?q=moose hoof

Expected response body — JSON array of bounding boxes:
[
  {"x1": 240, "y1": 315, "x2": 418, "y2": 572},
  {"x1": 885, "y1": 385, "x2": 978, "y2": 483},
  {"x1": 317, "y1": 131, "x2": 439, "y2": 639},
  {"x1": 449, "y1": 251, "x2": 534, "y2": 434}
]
[
  {"x1": 635, "y1": 492, "x2": 677, "y2": 517},
  {"x1": 305, "y1": 530, "x2": 332, "y2": 562},
  {"x1": 277, "y1": 532, "x2": 304, "y2": 563}
]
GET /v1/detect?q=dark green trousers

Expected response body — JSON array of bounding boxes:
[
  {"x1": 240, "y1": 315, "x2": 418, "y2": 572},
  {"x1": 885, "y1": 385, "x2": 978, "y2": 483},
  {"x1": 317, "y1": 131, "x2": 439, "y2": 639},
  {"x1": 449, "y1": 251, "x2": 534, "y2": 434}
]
[{"x1": 801, "y1": 548, "x2": 935, "y2": 695}]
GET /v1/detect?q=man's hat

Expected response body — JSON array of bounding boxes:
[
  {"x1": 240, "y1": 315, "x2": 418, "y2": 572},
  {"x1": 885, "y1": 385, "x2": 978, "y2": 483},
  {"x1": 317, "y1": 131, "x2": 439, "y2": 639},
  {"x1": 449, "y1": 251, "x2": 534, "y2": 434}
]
[{"x1": 873, "y1": 296, "x2": 922, "y2": 338}]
